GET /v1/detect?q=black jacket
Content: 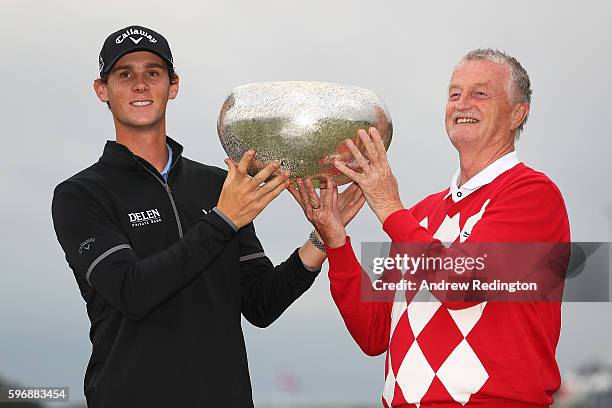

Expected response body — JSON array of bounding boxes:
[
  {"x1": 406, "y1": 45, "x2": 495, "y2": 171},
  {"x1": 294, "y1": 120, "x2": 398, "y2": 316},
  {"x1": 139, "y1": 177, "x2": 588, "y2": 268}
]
[{"x1": 51, "y1": 137, "x2": 318, "y2": 407}]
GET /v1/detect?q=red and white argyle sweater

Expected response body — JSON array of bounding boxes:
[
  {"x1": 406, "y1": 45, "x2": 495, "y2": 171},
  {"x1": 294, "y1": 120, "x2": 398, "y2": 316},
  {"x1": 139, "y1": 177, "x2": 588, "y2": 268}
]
[{"x1": 327, "y1": 157, "x2": 570, "y2": 407}]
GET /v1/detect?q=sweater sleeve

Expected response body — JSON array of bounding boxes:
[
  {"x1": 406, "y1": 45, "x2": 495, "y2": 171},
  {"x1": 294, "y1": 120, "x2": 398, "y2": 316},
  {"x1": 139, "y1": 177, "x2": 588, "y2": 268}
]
[
  {"x1": 52, "y1": 182, "x2": 237, "y2": 321},
  {"x1": 327, "y1": 237, "x2": 393, "y2": 356}
]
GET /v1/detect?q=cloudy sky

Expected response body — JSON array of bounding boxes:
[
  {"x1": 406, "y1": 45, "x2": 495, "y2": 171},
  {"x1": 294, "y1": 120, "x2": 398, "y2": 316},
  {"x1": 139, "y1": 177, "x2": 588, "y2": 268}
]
[{"x1": 1, "y1": 0, "x2": 611, "y2": 405}]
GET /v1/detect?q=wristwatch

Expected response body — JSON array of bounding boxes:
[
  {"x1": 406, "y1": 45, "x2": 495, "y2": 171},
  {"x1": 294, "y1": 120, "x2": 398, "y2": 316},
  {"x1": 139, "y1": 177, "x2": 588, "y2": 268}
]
[{"x1": 309, "y1": 230, "x2": 326, "y2": 253}]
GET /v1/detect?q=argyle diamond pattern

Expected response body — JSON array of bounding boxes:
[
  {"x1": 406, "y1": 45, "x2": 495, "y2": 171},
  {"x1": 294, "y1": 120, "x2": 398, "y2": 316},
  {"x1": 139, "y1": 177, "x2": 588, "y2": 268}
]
[{"x1": 382, "y1": 290, "x2": 489, "y2": 406}]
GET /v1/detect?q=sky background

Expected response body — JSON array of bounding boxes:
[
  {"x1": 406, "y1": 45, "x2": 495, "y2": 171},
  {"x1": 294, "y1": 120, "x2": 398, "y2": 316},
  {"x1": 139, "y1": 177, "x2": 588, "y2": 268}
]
[{"x1": 1, "y1": 0, "x2": 611, "y2": 406}]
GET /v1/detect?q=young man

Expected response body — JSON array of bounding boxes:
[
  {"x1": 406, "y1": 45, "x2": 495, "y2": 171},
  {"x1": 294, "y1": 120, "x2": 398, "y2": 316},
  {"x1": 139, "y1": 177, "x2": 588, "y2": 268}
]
[
  {"x1": 51, "y1": 25, "x2": 364, "y2": 407},
  {"x1": 291, "y1": 49, "x2": 570, "y2": 407}
]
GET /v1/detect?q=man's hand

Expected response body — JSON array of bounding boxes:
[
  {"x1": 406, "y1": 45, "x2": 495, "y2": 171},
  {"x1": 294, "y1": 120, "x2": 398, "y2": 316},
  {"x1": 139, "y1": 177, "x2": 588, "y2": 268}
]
[
  {"x1": 217, "y1": 150, "x2": 290, "y2": 229},
  {"x1": 288, "y1": 177, "x2": 363, "y2": 248},
  {"x1": 333, "y1": 127, "x2": 404, "y2": 224}
]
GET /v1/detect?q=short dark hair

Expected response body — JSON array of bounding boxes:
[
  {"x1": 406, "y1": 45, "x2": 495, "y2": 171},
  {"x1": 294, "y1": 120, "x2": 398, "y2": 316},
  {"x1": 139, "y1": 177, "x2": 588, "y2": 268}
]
[{"x1": 98, "y1": 63, "x2": 179, "y2": 110}]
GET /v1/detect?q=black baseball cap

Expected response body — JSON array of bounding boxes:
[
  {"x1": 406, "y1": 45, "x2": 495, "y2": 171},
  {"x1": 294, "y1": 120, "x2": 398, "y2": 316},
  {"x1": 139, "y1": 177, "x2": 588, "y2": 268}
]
[{"x1": 98, "y1": 25, "x2": 174, "y2": 76}]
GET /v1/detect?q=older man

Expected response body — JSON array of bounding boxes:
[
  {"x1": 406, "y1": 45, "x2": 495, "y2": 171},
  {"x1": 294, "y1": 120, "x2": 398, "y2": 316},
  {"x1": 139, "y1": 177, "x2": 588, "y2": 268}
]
[{"x1": 290, "y1": 49, "x2": 570, "y2": 407}]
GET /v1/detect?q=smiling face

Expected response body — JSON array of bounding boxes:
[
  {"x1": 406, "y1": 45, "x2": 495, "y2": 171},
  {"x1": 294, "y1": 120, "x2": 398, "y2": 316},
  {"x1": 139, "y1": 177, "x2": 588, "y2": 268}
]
[
  {"x1": 445, "y1": 59, "x2": 523, "y2": 150},
  {"x1": 94, "y1": 51, "x2": 179, "y2": 131}
]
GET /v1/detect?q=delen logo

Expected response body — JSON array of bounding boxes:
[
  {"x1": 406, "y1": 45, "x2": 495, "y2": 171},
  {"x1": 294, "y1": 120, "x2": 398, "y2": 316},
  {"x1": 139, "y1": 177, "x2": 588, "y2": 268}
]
[{"x1": 128, "y1": 209, "x2": 162, "y2": 227}]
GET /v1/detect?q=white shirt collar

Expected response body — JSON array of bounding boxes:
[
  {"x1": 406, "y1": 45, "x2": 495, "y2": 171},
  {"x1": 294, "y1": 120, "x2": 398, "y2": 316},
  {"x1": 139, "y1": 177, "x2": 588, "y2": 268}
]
[{"x1": 444, "y1": 151, "x2": 520, "y2": 202}]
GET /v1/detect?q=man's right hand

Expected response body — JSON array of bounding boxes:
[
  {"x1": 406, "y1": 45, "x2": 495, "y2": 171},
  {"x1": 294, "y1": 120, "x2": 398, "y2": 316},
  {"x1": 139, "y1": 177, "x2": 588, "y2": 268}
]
[{"x1": 217, "y1": 150, "x2": 290, "y2": 229}]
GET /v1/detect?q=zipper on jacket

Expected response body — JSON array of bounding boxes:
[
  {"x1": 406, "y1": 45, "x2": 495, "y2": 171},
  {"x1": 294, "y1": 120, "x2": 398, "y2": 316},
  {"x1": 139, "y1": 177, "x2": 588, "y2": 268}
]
[{"x1": 136, "y1": 161, "x2": 184, "y2": 239}]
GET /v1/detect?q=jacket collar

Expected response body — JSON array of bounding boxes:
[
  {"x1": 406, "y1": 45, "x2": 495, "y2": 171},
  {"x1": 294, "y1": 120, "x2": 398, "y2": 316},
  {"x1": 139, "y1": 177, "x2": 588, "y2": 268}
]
[
  {"x1": 99, "y1": 135, "x2": 184, "y2": 173},
  {"x1": 444, "y1": 151, "x2": 520, "y2": 202}
]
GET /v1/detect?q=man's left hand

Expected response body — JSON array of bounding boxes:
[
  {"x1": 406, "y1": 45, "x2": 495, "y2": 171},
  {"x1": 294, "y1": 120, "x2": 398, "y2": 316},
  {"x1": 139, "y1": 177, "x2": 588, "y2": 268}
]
[{"x1": 334, "y1": 127, "x2": 404, "y2": 224}]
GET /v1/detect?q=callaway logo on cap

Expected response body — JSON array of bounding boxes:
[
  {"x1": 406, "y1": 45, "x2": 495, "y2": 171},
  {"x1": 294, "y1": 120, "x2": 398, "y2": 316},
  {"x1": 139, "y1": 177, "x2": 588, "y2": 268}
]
[{"x1": 98, "y1": 25, "x2": 174, "y2": 75}]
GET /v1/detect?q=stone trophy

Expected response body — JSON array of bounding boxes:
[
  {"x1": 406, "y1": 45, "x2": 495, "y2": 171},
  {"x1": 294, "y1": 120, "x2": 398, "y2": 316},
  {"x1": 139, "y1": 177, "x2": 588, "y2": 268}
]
[{"x1": 217, "y1": 81, "x2": 392, "y2": 187}]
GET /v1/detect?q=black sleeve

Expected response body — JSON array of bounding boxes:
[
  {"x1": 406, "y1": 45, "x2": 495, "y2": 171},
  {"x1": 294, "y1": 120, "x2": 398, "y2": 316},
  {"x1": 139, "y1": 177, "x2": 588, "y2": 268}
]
[
  {"x1": 51, "y1": 183, "x2": 236, "y2": 321},
  {"x1": 238, "y1": 223, "x2": 319, "y2": 328}
]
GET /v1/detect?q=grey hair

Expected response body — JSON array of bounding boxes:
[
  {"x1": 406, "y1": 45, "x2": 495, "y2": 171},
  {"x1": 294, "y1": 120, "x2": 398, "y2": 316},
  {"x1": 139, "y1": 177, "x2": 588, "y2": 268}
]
[{"x1": 460, "y1": 48, "x2": 532, "y2": 137}]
